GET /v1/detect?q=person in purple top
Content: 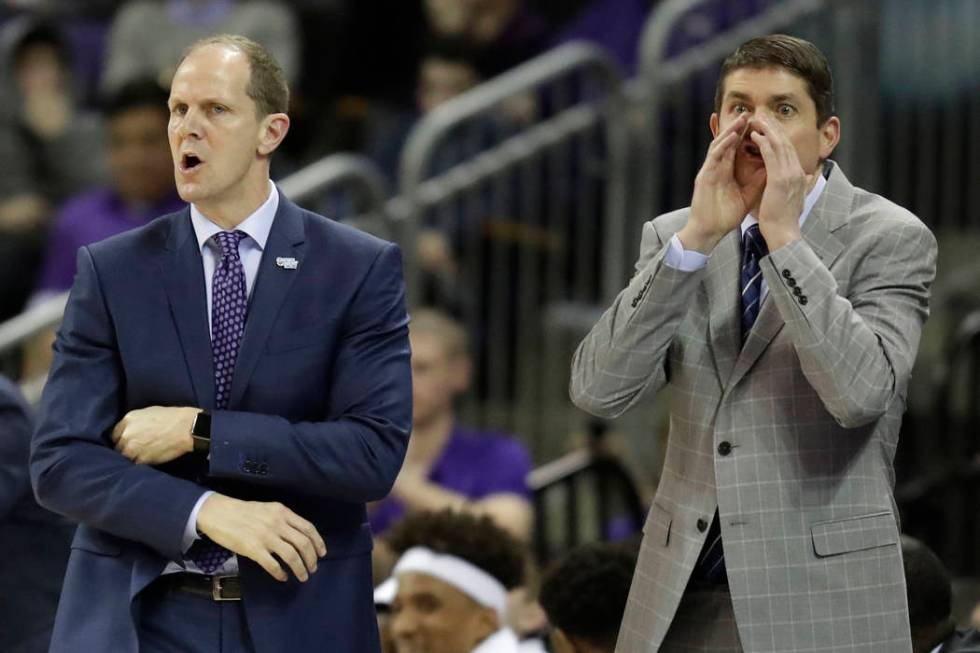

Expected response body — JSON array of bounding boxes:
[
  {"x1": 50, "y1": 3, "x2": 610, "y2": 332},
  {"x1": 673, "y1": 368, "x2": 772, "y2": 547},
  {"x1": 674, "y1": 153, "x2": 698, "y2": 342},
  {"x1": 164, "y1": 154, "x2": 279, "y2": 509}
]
[
  {"x1": 32, "y1": 78, "x2": 182, "y2": 299},
  {"x1": 23, "y1": 79, "x2": 182, "y2": 380},
  {"x1": 370, "y1": 309, "x2": 533, "y2": 540}
]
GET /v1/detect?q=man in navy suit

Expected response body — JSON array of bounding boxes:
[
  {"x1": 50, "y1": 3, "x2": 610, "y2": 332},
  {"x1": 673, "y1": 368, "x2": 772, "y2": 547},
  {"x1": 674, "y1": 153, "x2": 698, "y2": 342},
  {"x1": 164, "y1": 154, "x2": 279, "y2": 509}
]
[
  {"x1": 31, "y1": 34, "x2": 412, "y2": 652},
  {"x1": 0, "y1": 375, "x2": 73, "y2": 653}
]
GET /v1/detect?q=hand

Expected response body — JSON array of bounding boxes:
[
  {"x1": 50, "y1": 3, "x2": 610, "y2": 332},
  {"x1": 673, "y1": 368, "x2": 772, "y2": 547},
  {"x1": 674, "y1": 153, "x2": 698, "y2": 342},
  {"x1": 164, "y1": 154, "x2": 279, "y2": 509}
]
[
  {"x1": 196, "y1": 494, "x2": 327, "y2": 582},
  {"x1": 750, "y1": 114, "x2": 814, "y2": 251},
  {"x1": 111, "y1": 406, "x2": 197, "y2": 465},
  {"x1": 681, "y1": 114, "x2": 763, "y2": 253}
]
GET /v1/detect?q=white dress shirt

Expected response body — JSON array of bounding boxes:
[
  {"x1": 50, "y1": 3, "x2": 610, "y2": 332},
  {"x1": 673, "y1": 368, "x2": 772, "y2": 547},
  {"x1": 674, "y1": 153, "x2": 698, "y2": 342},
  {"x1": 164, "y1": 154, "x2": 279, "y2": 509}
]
[{"x1": 163, "y1": 180, "x2": 279, "y2": 575}]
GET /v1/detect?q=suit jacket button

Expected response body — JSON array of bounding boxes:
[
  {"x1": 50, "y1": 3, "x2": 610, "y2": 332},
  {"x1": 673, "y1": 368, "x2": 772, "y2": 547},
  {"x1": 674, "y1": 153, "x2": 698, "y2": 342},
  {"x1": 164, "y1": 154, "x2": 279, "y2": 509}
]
[
  {"x1": 782, "y1": 269, "x2": 792, "y2": 278},
  {"x1": 697, "y1": 518, "x2": 708, "y2": 532},
  {"x1": 799, "y1": 296, "x2": 808, "y2": 305},
  {"x1": 718, "y1": 441, "x2": 732, "y2": 456}
]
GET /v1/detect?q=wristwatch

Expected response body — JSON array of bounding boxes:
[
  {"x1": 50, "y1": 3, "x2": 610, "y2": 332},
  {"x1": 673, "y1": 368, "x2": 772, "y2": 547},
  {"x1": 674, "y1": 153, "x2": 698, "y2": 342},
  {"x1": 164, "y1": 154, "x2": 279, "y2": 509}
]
[{"x1": 191, "y1": 410, "x2": 212, "y2": 453}]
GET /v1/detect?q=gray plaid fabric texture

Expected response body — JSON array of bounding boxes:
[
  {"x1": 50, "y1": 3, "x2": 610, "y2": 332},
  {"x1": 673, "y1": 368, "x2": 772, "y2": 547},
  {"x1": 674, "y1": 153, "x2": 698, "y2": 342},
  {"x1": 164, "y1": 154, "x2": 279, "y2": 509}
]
[
  {"x1": 187, "y1": 230, "x2": 247, "y2": 574},
  {"x1": 570, "y1": 162, "x2": 938, "y2": 653}
]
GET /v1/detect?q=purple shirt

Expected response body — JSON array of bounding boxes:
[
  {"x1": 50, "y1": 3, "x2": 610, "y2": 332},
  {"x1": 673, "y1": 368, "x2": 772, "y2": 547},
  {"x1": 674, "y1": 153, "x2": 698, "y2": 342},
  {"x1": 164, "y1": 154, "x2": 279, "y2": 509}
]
[
  {"x1": 369, "y1": 425, "x2": 533, "y2": 535},
  {"x1": 34, "y1": 188, "x2": 185, "y2": 295}
]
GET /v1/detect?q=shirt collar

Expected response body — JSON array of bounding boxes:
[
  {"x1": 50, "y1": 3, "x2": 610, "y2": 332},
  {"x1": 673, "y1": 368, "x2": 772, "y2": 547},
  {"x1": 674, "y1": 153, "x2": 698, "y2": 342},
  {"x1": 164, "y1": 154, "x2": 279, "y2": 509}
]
[
  {"x1": 190, "y1": 180, "x2": 278, "y2": 252},
  {"x1": 740, "y1": 171, "x2": 827, "y2": 237}
]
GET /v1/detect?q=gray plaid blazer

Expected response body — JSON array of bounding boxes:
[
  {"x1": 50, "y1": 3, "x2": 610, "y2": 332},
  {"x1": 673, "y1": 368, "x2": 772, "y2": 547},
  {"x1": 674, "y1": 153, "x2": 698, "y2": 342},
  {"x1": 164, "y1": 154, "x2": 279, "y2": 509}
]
[{"x1": 570, "y1": 162, "x2": 937, "y2": 652}]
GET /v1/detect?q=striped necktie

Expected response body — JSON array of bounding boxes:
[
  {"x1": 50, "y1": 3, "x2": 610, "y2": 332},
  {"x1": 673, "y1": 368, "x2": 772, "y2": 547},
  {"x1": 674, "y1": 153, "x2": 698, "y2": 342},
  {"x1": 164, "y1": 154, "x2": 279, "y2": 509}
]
[{"x1": 740, "y1": 223, "x2": 769, "y2": 343}]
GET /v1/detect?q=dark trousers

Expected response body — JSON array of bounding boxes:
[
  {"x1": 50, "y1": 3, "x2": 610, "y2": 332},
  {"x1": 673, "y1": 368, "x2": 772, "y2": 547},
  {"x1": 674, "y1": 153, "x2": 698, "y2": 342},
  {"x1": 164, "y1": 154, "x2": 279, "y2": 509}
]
[
  {"x1": 138, "y1": 580, "x2": 256, "y2": 653},
  {"x1": 659, "y1": 579, "x2": 743, "y2": 652}
]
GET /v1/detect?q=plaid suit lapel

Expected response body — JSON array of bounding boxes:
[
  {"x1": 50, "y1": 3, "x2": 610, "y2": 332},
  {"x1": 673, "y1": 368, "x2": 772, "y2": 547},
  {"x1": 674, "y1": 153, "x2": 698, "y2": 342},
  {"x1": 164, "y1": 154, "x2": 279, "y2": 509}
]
[
  {"x1": 726, "y1": 161, "x2": 850, "y2": 390},
  {"x1": 705, "y1": 229, "x2": 742, "y2": 388}
]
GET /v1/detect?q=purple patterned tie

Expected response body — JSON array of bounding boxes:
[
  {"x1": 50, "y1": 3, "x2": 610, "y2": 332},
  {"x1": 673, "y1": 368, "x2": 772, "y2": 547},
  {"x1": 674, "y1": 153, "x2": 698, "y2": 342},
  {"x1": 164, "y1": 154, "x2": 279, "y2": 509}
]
[{"x1": 188, "y1": 230, "x2": 247, "y2": 574}]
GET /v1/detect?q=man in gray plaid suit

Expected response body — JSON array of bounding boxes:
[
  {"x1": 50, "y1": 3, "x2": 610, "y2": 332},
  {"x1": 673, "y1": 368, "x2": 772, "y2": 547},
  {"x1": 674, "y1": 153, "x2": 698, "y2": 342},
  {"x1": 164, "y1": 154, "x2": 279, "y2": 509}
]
[{"x1": 570, "y1": 35, "x2": 937, "y2": 652}]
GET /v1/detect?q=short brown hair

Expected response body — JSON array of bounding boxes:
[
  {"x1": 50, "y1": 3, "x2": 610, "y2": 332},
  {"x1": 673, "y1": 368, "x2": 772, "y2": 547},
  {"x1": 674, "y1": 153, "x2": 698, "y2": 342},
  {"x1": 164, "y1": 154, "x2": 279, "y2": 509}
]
[
  {"x1": 714, "y1": 34, "x2": 834, "y2": 125},
  {"x1": 179, "y1": 34, "x2": 289, "y2": 116}
]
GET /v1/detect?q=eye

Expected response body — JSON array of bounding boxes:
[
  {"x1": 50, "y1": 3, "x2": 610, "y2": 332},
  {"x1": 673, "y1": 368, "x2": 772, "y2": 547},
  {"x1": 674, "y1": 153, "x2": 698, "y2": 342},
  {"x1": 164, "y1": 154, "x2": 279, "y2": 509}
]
[
  {"x1": 777, "y1": 103, "x2": 796, "y2": 117},
  {"x1": 732, "y1": 103, "x2": 748, "y2": 114},
  {"x1": 171, "y1": 104, "x2": 187, "y2": 116},
  {"x1": 212, "y1": 104, "x2": 227, "y2": 114}
]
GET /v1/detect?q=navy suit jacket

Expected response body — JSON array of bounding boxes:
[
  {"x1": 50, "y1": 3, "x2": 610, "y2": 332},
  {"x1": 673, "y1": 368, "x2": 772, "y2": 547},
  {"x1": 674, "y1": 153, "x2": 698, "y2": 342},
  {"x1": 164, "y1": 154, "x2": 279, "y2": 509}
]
[
  {"x1": 0, "y1": 376, "x2": 74, "y2": 653},
  {"x1": 30, "y1": 191, "x2": 413, "y2": 652}
]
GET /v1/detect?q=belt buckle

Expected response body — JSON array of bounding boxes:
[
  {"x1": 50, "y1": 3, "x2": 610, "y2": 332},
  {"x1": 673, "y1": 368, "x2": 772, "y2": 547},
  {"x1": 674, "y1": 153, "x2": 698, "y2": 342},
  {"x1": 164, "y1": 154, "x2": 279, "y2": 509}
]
[{"x1": 211, "y1": 574, "x2": 240, "y2": 601}]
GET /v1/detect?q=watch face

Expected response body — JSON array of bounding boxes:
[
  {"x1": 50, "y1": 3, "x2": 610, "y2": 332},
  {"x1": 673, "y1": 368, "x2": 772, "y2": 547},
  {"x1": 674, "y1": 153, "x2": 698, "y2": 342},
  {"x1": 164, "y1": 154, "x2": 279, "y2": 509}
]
[{"x1": 193, "y1": 411, "x2": 211, "y2": 438}]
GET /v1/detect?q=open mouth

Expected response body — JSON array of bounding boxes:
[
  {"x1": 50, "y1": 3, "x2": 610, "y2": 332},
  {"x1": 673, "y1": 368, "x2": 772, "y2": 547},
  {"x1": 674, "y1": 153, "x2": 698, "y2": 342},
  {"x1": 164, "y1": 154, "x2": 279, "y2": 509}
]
[
  {"x1": 741, "y1": 142, "x2": 762, "y2": 158},
  {"x1": 180, "y1": 153, "x2": 204, "y2": 172}
]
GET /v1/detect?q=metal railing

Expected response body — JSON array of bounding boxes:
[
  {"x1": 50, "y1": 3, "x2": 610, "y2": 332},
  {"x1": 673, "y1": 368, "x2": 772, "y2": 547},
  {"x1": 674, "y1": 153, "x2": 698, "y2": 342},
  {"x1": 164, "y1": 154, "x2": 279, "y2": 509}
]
[
  {"x1": 529, "y1": 443, "x2": 645, "y2": 563},
  {"x1": 395, "y1": 42, "x2": 628, "y2": 460}
]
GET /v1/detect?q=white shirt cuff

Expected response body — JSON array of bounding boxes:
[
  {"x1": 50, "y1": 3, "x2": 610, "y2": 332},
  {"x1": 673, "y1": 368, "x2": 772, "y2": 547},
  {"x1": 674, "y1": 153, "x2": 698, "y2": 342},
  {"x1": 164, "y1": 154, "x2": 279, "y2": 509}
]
[
  {"x1": 181, "y1": 490, "x2": 214, "y2": 553},
  {"x1": 664, "y1": 234, "x2": 709, "y2": 271}
]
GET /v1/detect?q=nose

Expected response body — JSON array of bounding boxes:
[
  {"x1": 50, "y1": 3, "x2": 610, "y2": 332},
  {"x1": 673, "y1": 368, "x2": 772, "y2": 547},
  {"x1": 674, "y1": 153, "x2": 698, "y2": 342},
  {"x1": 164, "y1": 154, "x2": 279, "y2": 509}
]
[
  {"x1": 390, "y1": 607, "x2": 418, "y2": 642},
  {"x1": 175, "y1": 108, "x2": 203, "y2": 140}
]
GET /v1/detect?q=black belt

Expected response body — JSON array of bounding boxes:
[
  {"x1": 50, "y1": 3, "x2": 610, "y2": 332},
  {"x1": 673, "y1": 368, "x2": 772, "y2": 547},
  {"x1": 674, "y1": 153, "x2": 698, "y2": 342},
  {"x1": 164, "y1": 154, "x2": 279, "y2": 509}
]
[{"x1": 155, "y1": 573, "x2": 242, "y2": 601}]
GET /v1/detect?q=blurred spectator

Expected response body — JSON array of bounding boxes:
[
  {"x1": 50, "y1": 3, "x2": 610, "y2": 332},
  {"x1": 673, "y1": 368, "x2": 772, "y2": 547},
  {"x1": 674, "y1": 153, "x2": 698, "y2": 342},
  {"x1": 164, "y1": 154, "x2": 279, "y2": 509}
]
[
  {"x1": 0, "y1": 375, "x2": 74, "y2": 653},
  {"x1": 21, "y1": 78, "x2": 181, "y2": 380},
  {"x1": 32, "y1": 78, "x2": 180, "y2": 299},
  {"x1": 903, "y1": 535, "x2": 980, "y2": 653},
  {"x1": 369, "y1": 309, "x2": 533, "y2": 540},
  {"x1": 538, "y1": 541, "x2": 638, "y2": 653},
  {"x1": 101, "y1": 0, "x2": 300, "y2": 93},
  {"x1": 378, "y1": 509, "x2": 528, "y2": 653},
  {"x1": 366, "y1": 35, "x2": 491, "y2": 183},
  {"x1": 0, "y1": 17, "x2": 107, "y2": 320},
  {"x1": 423, "y1": 0, "x2": 550, "y2": 77}
]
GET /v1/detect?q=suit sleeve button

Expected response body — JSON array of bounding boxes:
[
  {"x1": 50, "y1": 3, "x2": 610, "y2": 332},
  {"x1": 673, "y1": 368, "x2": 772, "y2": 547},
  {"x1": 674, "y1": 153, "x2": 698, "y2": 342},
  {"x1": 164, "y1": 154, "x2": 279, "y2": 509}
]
[
  {"x1": 697, "y1": 518, "x2": 708, "y2": 532},
  {"x1": 782, "y1": 269, "x2": 792, "y2": 278},
  {"x1": 799, "y1": 296, "x2": 808, "y2": 305},
  {"x1": 793, "y1": 286, "x2": 803, "y2": 296},
  {"x1": 787, "y1": 277, "x2": 797, "y2": 287}
]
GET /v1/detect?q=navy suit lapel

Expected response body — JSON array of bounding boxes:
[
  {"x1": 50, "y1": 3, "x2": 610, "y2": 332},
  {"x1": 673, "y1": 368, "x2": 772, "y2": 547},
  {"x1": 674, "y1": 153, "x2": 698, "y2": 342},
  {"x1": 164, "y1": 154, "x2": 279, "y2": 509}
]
[
  {"x1": 161, "y1": 209, "x2": 215, "y2": 409},
  {"x1": 228, "y1": 193, "x2": 307, "y2": 408}
]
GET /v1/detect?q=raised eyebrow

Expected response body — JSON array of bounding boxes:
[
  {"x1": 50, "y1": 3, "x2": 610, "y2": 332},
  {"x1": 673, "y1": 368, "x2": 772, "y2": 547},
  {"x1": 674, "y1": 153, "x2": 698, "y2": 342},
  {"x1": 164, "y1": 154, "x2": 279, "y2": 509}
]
[
  {"x1": 769, "y1": 94, "x2": 801, "y2": 105},
  {"x1": 725, "y1": 91, "x2": 753, "y2": 103}
]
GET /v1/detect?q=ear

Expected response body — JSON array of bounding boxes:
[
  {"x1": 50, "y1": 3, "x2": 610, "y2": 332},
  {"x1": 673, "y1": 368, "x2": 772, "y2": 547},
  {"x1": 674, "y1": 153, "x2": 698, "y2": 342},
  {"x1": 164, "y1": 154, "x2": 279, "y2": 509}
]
[
  {"x1": 257, "y1": 112, "x2": 290, "y2": 156},
  {"x1": 818, "y1": 115, "x2": 840, "y2": 160},
  {"x1": 709, "y1": 112, "x2": 720, "y2": 138}
]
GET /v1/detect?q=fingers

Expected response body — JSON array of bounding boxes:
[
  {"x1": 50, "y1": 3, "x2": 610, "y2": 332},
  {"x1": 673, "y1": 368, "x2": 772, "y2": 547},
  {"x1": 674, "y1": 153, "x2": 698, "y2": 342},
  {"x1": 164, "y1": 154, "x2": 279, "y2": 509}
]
[
  {"x1": 286, "y1": 512, "x2": 327, "y2": 557},
  {"x1": 282, "y1": 528, "x2": 317, "y2": 580},
  {"x1": 251, "y1": 548, "x2": 289, "y2": 582},
  {"x1": 706, "y1": 114, "x2": 746, "y2": 162},
  {"x1": 272, "y1": 537, "x2": 311, "y2": 582}
]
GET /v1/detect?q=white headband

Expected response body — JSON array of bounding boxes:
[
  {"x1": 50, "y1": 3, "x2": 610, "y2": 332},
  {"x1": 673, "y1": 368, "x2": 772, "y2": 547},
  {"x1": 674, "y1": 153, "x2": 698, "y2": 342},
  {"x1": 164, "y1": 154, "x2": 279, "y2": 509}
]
[{"x1": 385, "y1": 546, "x2": 509, "y2": 620}]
